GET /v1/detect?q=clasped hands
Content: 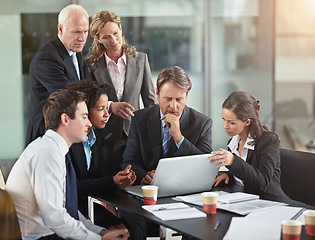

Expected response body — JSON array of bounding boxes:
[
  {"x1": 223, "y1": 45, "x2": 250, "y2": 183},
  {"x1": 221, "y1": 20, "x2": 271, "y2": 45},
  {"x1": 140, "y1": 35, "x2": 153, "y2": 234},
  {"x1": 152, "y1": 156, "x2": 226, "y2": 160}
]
[
  {"x1": 142, "y1": 170, "x2": 156, "y2": 185},
  {"x1": 113, "y1": 164, "x2": 136, "y2": 188}
]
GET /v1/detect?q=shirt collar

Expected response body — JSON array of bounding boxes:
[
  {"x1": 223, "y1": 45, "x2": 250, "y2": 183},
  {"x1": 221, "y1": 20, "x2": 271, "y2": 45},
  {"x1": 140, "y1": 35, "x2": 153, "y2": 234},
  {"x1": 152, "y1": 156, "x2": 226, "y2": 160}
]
[
  {"x1": 45, "y1": 129, "x2": 69, "y2": 156},
  {"x1": 228, "y1": 134, "x2": 255, "y2": 151},
  {"x1": 85, "y1": 128, "x2": 96, "y2": 147},
  {"x1": 58, "y1": 35, "x2": 75, "y2": 57},
  {"x1": 104, "y1": 52, "x2": 126, "y2": 65}
]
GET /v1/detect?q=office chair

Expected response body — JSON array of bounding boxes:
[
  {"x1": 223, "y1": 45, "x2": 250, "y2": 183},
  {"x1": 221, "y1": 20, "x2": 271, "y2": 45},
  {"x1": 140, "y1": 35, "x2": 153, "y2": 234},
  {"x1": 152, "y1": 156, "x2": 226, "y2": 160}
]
[
  {"x1": 280, "y1": 148, "x2": 315, "y2": 206},
  {"x1": 0, "y1": 189, "x2": 21, "y2": 240},
  {"x1": 0, "y1": 159, "x2": 18, "y2": 184}
]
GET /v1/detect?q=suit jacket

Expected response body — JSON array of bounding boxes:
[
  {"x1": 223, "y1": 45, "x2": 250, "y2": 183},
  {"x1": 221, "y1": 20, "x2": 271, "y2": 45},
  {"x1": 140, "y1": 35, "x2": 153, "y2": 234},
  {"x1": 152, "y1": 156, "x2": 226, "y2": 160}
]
[
  {"x1": 84, "y1": 52, "x2": 157, "y2": 144},
  {"x1": 227, "y1": 133, "x2": 286, "y2": 197},
  {"x1": 26, "y1": 36, "x2": 84, "y2": 146},
  {"x1": 121, "y1": 105, "x2": 213, "y2": 185},
  {"x1": 69, "y1": 135, "x2": 116, "y2": 218}
]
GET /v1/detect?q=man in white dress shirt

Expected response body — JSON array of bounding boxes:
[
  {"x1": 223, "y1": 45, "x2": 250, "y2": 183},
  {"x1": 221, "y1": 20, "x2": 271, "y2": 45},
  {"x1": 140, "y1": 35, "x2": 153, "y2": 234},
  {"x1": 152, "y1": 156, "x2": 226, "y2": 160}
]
[{"x1": 6, "y1": 89, "x2": 128, "y2": 240}]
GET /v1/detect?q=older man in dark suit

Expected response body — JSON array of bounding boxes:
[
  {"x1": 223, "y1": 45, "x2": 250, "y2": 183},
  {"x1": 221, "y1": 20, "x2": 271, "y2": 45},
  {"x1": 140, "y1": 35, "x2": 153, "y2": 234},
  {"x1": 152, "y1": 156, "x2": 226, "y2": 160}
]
[
  {"x1": 25, "y1": 4, "x2": 89, "y2": 146},
  {"x1": 121, "y1": 65, "x2": 213, "y2": 185}
]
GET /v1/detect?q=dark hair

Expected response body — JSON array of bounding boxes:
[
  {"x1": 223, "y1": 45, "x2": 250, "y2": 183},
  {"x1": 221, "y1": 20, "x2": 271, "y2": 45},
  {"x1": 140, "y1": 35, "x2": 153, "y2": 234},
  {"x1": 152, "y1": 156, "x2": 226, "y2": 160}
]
[
  {"x1": 66, "y1": 79, "x2": 113, "y2": 112},
  {"x1": 156, "y1": 66, "x2": 192, "y2": 94},
  {"x1": 43, "y1": 89, "x2": 86, "y2": 131},
  {"x1": 222, "y1": 91, "x2": 279, "y2": 143}
]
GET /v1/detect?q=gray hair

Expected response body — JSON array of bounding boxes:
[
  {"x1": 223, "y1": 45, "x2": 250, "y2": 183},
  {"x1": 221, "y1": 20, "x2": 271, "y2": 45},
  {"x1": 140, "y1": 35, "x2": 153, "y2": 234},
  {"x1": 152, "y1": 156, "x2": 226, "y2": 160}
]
[{"x1": 58, "y1": 4, "x2": 88, "y2": 26}]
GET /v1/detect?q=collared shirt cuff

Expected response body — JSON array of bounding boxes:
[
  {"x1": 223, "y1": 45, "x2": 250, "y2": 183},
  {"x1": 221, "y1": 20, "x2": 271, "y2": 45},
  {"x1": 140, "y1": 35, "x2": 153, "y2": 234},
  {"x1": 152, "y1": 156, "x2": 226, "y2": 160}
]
[
  {"x1": 176, "y1": 136, "x2": 185, "y2": 148},
  {"x1": 107, "y1": 101, "x2": 113, "y2": 120}
]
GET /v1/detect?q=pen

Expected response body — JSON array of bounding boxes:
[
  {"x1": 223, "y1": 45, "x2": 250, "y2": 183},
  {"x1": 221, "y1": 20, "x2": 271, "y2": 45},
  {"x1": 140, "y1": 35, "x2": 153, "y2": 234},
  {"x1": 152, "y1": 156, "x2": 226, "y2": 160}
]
[
  {"x1": 153, "y1": 206, "x2": 189, "y2": 211},
  {"x1": 291, "y1": 208, "x2": 305, "y2": 220},
  {"x1": 131, "y1": 194, "x2": 144, "y2": 202},
  {"x1": 214, "y1": 219, "x2": 221, "y2": 231}
]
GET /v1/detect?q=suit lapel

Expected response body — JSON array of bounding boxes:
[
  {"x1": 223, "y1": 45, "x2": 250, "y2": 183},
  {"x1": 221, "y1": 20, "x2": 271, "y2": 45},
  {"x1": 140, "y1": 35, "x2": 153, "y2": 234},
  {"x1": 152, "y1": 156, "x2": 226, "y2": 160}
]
[
  {"x1": 147, "y1": 106, "x2": 163, "y2": 158},
  {"x1": 178, "y1": 106, "x2": 190, "y2": 138},
  {"x1": 77, "y1": 52, "x2": 84, "y2": 79},
  {"x1": 71, "y1": 143, "x2": 88, "y2": 177},
  {"x1": 123, "y1": 55, "x2": 139, "y2": 101},
  {"x1": 93, "y1": 57, "x2": 118, "y2": 101},
  {"x1": 88, "y1": 143, "x2": 99, "y2": 174},
  {"x1": 246, "y1": 149, "x2": 255, "y2": 164},
  {"x1": 53, "y1": 37, "x2": 80, "y2": 81}
]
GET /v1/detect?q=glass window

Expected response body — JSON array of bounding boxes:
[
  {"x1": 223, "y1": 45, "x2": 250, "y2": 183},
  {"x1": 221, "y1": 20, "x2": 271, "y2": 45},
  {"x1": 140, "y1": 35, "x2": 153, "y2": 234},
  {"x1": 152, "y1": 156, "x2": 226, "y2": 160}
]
[
  {"x1": 275, "y1": 0, "x2": 315, "y2": 152},
  {"x1": 210, "y1": 0, "x2": 275, "y2": 149}
]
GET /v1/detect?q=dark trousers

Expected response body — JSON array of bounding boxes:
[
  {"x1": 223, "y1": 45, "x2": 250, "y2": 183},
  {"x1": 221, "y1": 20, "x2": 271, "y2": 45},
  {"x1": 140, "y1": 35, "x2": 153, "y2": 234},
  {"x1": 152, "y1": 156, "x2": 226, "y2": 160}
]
[
  {"x1": 120, "y1": 210, "x2": 159, "y2": 240},
  {"x1": 38, "y1": 234, "x2": 64, "y2": 240},
  {"x1": 101, "y1": 133, "x2": 127, "y2": 176},
  {"x1": 94, "y1": 203, "x2": 123, "y2": 228}
]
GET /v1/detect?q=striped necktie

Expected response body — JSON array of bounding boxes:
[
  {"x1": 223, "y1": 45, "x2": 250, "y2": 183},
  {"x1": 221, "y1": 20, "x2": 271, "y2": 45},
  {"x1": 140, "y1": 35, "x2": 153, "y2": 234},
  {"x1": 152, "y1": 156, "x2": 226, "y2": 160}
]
[{"x1": 162, "y1": 125, "x2": 172, "y2": 156}]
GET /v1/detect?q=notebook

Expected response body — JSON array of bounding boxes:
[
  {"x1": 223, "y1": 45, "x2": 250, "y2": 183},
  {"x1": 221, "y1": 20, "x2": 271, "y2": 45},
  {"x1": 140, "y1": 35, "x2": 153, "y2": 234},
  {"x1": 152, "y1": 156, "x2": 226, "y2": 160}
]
[{"x1": 124, "y1": 153, "x2": 220, "y2": 198}]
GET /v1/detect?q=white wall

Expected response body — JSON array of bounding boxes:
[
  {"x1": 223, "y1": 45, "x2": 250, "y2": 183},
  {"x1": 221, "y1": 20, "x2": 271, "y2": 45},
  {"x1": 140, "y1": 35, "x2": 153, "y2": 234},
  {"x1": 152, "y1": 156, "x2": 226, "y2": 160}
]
[{"x1": 0, "y1": 14, "x2": 24, "y2": 159}]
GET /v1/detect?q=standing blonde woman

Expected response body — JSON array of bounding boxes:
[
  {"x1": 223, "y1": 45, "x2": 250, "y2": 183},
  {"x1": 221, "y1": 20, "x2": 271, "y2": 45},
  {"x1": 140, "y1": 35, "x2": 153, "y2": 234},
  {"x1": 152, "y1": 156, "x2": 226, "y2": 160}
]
[{"x1": 85, "y1": 10, "x2": 157, "y2": 176}]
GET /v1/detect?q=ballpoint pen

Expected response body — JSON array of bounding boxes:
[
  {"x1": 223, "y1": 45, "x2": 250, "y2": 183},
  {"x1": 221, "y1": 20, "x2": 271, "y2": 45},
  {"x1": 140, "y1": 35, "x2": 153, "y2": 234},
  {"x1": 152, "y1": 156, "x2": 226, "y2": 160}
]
[
  {"x1": 131, "y1": 194, "x2": 144, "y2": 202},
  {"x1": 153, "y1": 206, "x2": 190, "y2": 211},
  {"x1": 214, "y1": 219, "x2": 221, "y2": 231}
]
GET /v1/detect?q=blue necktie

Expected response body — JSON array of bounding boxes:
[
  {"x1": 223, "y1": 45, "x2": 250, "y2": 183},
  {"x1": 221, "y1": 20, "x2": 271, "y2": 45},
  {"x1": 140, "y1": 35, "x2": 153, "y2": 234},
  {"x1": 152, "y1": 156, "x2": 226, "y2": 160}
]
[
  {"x1": 162, "y1": 125, "x2": 172, "y2": 156},
  {"x1": 71, "y1": 53, "x2": 80, "y2": 80},
  {"x1": 65, "y1": 153, "x2": 79, "y2": 220}
]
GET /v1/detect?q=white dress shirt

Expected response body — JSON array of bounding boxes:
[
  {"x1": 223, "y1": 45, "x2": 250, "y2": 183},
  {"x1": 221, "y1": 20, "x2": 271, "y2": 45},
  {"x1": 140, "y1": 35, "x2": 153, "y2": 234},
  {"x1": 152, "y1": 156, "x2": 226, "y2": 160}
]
[
  {"x1": 6, "y1": 130, "x2": 102, "y2": 240},
  {"x1": 228, "y1": 134, "x2": 255, "y2": 186},
  {"x1": 105, "y1": 53, "x2": 127, "y2": 101}
]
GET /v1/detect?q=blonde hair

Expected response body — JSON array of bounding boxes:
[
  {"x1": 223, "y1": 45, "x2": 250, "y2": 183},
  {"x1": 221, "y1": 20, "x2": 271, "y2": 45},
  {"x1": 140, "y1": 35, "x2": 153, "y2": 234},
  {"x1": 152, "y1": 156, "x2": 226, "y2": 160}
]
[{"x1": 87, "y1": 10, "x2": 138, "y2": 66}]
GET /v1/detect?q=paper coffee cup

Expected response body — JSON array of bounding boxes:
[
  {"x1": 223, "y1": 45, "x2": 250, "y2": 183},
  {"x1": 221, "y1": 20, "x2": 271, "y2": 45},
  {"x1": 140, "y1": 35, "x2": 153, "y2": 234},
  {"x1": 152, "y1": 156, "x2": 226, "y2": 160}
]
[
  {"x1": 141, "y1": 185, "x2": 158, "y2": 205},
  {"x1": 281, "y1": 220, "x2": 302, "y2": 240},
  {"x1": 304, "y1": 210, "x2": 315, "y2": 236},
  {"x1": 201, "y1": 192, "x2": 219, "y2": 214}
]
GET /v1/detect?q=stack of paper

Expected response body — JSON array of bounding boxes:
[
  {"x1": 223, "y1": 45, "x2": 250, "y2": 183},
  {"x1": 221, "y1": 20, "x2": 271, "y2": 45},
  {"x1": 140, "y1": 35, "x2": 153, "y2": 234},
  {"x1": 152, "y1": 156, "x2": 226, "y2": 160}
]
[
  {"x1": 218, "y1": 192, "x2": 259, "y2": 204},
  {"x1": 173, "y1": 191, "x2": 228, "y2": 206},
  {"x1": 174, "y1": 191, "x2": 287, "y2": 215},
  {"x1": 223, "y1": 217, "x2": 281, "y2": 240},
  {"x1": 224, "y1": 206, "x2": 307, "y2": 240},
  {"x1": 217, "y1": 199, "x2": 286, "y2": 215},
  {"x1": 142, "y1": 203, "x2": 206, "y2": 221}
]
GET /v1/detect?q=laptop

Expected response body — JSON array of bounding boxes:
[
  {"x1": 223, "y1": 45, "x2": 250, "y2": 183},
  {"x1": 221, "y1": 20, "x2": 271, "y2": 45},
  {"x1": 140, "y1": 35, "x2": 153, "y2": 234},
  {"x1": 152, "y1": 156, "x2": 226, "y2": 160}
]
[{"x1": 124, "y1": 153, "x2": 220, "y2": 198}]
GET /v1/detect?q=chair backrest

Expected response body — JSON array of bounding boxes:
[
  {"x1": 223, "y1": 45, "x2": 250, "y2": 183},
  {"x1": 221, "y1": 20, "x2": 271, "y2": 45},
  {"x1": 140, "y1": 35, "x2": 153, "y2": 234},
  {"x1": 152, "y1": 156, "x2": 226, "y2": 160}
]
[
  {"x1": 0, "y1": 159, "x2": 18, "y2": 184},
  {"x1": 280, "y1": 148, "x2": 315, "y2": 206},
  {"x1": 0, "y1": 188, "x2": 21, "y2": 240}
]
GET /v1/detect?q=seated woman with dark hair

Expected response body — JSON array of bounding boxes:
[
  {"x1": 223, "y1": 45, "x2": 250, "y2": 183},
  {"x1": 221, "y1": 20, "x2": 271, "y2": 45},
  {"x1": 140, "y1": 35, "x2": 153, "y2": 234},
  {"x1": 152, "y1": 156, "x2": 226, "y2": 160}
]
[
  {"x1": 67, "y1": 80, "x2": 136, "y2": 234},
  {"x1": 211, "y1": 91, "x2": 286, "y2": 197}
]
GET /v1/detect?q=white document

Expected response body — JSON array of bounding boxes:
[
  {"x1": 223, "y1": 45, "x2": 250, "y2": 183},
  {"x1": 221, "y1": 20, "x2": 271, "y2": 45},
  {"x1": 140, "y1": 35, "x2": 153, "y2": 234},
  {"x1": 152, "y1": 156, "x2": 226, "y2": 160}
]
[
  {"x1": 217, "y1": 199, "x2": 287, "y2": 215},
  {"x1": 174, "y1": 191, "x2": 286, "y2": 215},
  {"x1": 218, "y1": 192, "x2": 259, "y2": 204},
  {"x1": 142, "y1": 203, "x2": 206, "y2": 221},
  {"x1": 245, "y1": 205, "x2": 306, "y2": 223},
  {"x1": 223, "y1": 217, "x2": 281, "y2": 240},
  {"x1": 173, "y1": 191, "x2": 229, "y2": 206}
]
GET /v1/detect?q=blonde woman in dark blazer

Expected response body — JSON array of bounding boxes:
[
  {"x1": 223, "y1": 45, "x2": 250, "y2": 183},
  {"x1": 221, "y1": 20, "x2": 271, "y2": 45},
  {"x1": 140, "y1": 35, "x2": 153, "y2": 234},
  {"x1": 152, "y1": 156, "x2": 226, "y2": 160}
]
[{"x1": 85, "y1": 10, "x2": 157, "y2": 176}]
